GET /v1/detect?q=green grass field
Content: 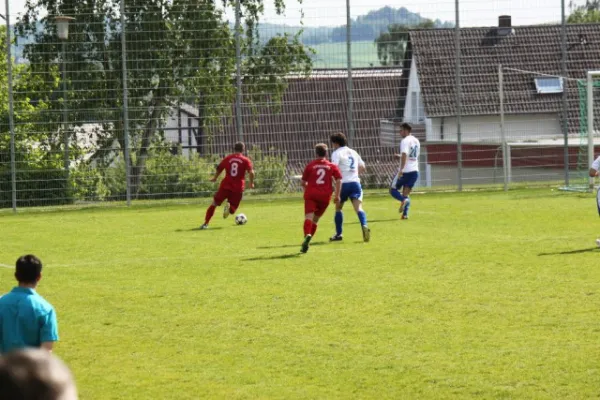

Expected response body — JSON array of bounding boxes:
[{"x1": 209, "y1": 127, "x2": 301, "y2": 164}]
[
  {"x1": 1, "y1": 189, "x2": 600, "y2": 399},
  {"x1": 310, "y1": 41, "x2": 380, "y2": 69}
]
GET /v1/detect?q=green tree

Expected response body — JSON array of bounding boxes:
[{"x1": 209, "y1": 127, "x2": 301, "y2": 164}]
[
  {"x1": 374, "y1": 20, "x2": 434, "y2": 67},
  {"x1": 0, "y1": 25, "x2": 59, "y2": 168},
  {"x1": 16, "y1": 0, "x2": 312, "y2": 197},
  {"x1": 568, "y1": 0, "x2": 600, "y2": 22}
]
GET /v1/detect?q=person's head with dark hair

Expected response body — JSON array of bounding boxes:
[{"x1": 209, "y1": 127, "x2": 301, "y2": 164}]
[
  {"x1": 0, "y1": 349, "x2": 78, "y2": 400},
  {"x1": 234, "y1": 142, "x2": 245, "y2": 153},
  {"x1": 315, "y1": 143, "x2": 328, "y2": 158},
  {"x1": 15, "y1": 255, "x2": 42, "y2": 287},
  {"x1": 329, "y1": 132, "x2": 347, "y2": 149},
  {"x1": 400, "y1": 122, "x2": 412, "y2": 138}
]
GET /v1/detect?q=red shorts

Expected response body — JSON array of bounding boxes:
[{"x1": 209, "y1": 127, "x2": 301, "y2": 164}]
[
  {"x1": 213, "y1": 188, "x2": 243, "y2": 210},
  {"x1": 304, "y1": 194, "x2": 331, "y2": 217}
]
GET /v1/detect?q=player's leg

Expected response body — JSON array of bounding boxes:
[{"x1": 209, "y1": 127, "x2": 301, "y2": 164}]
[
  {"x1": 331, "y1": 185, "x2": 348, "y2": 241},
  {"x1": 311, "y1": 198, "x2": 330, "y2": 238},
  {"x1": 393, "y1": 174, "x2": 411, "y2": 214},
  {"x1": 227, "y1": 191, "x2": 243, "y2": 216},
  {"x1": 400, "y1": 172, "x2": 419, "y2": 219},
  {"x1": 202, "y1": 191, "x2": 225, "y2": 228},
  {"x1": 221, "y1": 190, "x2": 234, "y2": 219},
  {"x1": 302, "y1": 199, "x2": 317, "y2": 253},
  {"x1": 349, "y1": 182, "x2": 369, "y2": 242},
  {"x1": 390, "y1": 174, "x2": 405, "y2": 203},
  {"x1": 351, "y1": 201, "x2": 370, "y2": 243}
]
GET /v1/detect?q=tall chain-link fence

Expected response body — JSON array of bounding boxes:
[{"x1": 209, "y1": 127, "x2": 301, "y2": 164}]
[{"x1": 2, "y1": 0, "x2": 599, "y2": 209}]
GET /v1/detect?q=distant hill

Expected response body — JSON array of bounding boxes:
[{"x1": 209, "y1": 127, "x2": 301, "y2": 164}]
[
  {"x1": 257, "y1": 6, "x2": 454, "y2": 45},
  {"x1": 12, "y1": 7, "x2": 453, "y2": 68}
]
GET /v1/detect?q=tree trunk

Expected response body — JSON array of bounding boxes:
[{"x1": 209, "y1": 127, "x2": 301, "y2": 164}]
[
  {"x1": 130, "y1": 100, "x2": 161, "y2": 197},
  {"x1": 195, "y1": 95, "x2": 205, "y2": 156}
]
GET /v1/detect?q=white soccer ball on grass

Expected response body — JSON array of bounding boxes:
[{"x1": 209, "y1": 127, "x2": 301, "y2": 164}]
[{"x1": 235, "y1": 213, "x2": 248, "y2": 225}]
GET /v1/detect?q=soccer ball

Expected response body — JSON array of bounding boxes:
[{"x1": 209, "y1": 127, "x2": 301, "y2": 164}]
[{"x1": 235, "y1": 213, "x2": 248, "y2": 225}]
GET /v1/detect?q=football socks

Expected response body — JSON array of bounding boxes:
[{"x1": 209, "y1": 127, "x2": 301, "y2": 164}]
[{"x1": 334, "y1": 211, "x2": 343, "y2": 236}]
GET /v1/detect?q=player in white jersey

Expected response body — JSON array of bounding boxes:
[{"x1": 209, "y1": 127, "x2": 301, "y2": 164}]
[
  {"x1": 328, "y1": 132, "x2": 370, "y2": 242},
  {"x1": 390, "y1": 122, "x2": 420, "y2": 219},
  {"x1": 589, "y1": 156, "x2": 600, "y2": 246}
]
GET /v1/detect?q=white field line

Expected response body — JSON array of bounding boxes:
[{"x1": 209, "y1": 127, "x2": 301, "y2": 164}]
[{"x1": 0, "y1": 263, "x2": 12, "y2": 268}]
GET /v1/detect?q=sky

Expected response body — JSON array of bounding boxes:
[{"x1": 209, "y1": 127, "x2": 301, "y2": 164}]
[{"x1": 5, "y1": 0, "x2": 581, "y2": 28}]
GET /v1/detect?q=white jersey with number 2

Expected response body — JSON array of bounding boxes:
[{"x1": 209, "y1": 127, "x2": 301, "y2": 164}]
[
  {"x1": 400, "y1": 135, "x2": 420, "y2": 173},
  {"x1": 331, "y1": 146, "x2": 365, "y2": 183}
]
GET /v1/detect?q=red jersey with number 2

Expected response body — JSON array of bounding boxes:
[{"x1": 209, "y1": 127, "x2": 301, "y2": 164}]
[
  {"x1": 302, "y1": 159, "x2": 342, "y2": 199},
  {"x1": 217, "y1": 153, "x2": 253, "y2": 193}
]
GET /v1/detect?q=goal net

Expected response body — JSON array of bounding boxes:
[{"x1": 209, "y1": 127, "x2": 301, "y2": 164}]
[{"x1": 560, "y1": 71, "x2": 600, "y2": 192}]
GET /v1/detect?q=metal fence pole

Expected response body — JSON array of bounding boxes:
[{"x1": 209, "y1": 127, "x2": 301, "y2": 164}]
[
  {"x1": 120, "y1": 0, "x2": 132, "y2": 206},
  {"x1": 234, "y1": 0, "x2": 243, "y2": 142},
  {"x1": 561, "y1": 0, "x2": 569, "y2": 186},
  {"x1": 499, "y1": 64, "x2": 508, "y2": 191},
  {"x1": 455, "y1": 0, "x2": 463, "y2": 191},
  {"x1": 587, "y1": 71, "x2": 595, "y2": 191},
  {"x1": 345, "y1": 0, "x2": 355, "y2": 147},
  {"x1": 61, "y1": 40, "x2": 69, "y2": 177},
  {"x1": 4, "y1": 0, "x2": 17, "y2": 212}
]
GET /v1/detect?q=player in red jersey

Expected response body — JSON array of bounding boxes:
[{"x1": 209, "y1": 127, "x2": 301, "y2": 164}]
[
  {"x1": 300, "y1": 143, "x2": 342, "y2": 253},
  {"x1": 200, "y1": 142, "x2": 254, "y2": 229}
]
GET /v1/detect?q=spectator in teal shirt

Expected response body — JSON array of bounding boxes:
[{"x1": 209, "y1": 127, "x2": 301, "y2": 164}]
[{"x1": 0, "y1": 255, "x2": 59, "y2": 353}]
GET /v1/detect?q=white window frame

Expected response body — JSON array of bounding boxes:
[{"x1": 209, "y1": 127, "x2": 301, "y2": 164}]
[{"x1": 534, "y1": 77, "x2": 563, "y2": 94}]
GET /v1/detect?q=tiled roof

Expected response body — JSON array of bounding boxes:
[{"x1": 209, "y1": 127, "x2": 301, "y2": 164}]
[
  {"x1": 200, "y1": 68, "x2": 403, "y2": 169},
  {"x1": 409, "y1": 24, "x2": 600, "y2": 132}
]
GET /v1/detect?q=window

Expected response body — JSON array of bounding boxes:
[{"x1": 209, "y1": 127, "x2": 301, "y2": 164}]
[{"x1": 534, "y1": 77, "x2": 563, "y2": 94}]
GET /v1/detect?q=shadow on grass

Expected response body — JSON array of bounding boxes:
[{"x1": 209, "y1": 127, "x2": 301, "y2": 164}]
[
  {"x1": 347, "y1": 218, "x2": 398, "y2": 224},
  {"x1": 538, "y1": 247, "x2": 598, "y2": 256},
  {"x1": 243, "y1": 253, "x2": 302, "y2": 261},
  {"x1": 175, "y1": 227, "x2": 224, "y2": 232},
  {"x1": 256, "y1": 241, "x2": 327, "y2": 250}
]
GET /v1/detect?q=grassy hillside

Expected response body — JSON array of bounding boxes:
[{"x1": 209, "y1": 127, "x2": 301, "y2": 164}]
[{"x1": 310, "y1": 40, "x2": 381, "y2": 69}]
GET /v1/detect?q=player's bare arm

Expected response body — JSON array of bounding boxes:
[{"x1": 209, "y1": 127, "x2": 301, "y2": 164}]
[
  {"x1": 589, "y1": 168, "x2": 599, "y2": 178},
  {"x1": 397, "y1": 153, "x2": 407, "y2": 178},
  {"x1": 248, "y1": 169, "x2": 256, "y2": 189},
  {"x1": 210, "y1": 169, "x2": 222, "y2": 182},
  {"x1": 358, "y1": 164, "x2": 366, "y2": 174},
  {"x1": 333, "y1": 178, "x2": 342, "y2": 204},
  {"x1": 40, "y1": 342, "x2": 54, "y2": 352}
]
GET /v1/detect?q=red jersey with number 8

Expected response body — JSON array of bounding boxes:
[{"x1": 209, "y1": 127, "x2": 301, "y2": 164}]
[
  {"x1": 302, "y1": 159, "x2": 342, "y2": 198},
  {"x1": 217, "y1": 153, "x2": 253, "y2": 193}
]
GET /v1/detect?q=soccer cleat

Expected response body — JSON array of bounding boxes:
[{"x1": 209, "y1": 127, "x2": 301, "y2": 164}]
[
  {"x1": 200, "y1": 224, "x2": 209, "y2": 230},
  {"x1": 401, "y1": 215, "x2": 409, "y2": 220},
  {"x1": 329, "y1": 234, "x2": 343, "y2": 242},
  {"x1": 361, "y1": 226, "x2": 371, "y2": 242},
  {"x1": 596, "y1": 238, "x2": 600, "y2": 248},
  {"x1": 223, "y1": 204, "x2": 231, "y2": 219},
  {"x1": 301, "y1": 234, "x2": 312, "y2": 253}
]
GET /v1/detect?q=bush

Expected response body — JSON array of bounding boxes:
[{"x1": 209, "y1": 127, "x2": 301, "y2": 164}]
[
  {"x1": 0, "y1": 167, "x2": 71, "y2": 208},
  {"x1": 136, "y1": 148, "x2": 219, "y2": 199},
  {"x1": 68, "y1": 145, "x2": 291, "y2": 202},
  {"x1": 69, "y1": 164, "x2": 110, "y2": 201},
  {"x1": 248, "y1": 146, "x2": 288, "y2": 194}
]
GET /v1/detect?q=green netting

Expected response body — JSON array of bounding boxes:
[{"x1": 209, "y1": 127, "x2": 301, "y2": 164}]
[{"x1": 560, "y1": 79, "x2": 600, "y2": 192}]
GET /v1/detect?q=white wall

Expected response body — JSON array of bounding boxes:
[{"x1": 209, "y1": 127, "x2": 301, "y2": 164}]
[
  {"x1": 426, "y1": 113, "x2": 562, "y2": 143},
  {"x1": 403, "y1": 58, "x2": 425, "y2": 124},
  {"x1": 164, "y1": 108, "x2": 199, "y2": 157}
]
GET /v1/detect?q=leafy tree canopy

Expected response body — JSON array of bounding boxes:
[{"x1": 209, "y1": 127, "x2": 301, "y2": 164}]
[{"x1": 16, "y1": 0, "x2": 312, "y2": 195}]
